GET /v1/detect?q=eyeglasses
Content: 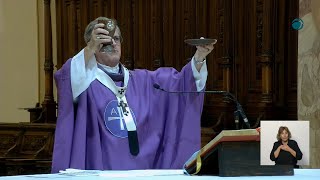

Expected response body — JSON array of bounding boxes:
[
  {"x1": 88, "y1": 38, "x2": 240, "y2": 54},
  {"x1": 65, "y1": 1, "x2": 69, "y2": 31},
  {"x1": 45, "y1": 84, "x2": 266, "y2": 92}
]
[{"x1": 113, "y1": 36, "x2": 123, "y2": 44}]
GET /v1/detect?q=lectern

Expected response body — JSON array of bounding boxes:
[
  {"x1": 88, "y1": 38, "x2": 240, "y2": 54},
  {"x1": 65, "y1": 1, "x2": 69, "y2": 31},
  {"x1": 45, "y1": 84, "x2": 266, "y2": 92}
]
[{"x1": 184, "y1": 129, "x2": 294, "y2": 177}]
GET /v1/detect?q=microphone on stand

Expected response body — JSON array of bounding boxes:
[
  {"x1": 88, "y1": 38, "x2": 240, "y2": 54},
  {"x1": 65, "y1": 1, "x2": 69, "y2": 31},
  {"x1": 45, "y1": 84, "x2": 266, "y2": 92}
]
[
  {"x1": 153, "y1": 83, "x2": 227, "y2": 94},
  {"x1": 153, "y1": 83, "x2": 251, "y2": 129},
  {"x1": 235, "y1": 102, "x2": 250, "y2": 129}
]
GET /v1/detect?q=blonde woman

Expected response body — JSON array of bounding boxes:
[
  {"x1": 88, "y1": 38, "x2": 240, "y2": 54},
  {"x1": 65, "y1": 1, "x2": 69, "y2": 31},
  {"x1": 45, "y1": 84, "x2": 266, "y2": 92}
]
[{"x1": 270, "y1": 126, "x2": 303, "y2": 168}]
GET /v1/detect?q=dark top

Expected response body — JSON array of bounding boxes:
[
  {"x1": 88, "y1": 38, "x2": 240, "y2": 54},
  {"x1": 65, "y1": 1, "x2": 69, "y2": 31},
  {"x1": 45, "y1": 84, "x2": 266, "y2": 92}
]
[{"x1": 270, "y1": 140, "x2": 303, "y2": 167}]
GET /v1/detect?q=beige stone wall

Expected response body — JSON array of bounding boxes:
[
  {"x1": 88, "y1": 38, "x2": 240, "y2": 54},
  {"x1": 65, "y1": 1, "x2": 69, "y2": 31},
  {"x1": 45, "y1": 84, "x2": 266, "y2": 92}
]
[
  {"x1": 298, "y1": 0, "x2": 320, "y2": 168},
  {"x1": 0, "y1": 0, "x2": 39, "y2": 123},
  {"x1": 0, "y1": 0, "x2": 57, "y2": 123}
]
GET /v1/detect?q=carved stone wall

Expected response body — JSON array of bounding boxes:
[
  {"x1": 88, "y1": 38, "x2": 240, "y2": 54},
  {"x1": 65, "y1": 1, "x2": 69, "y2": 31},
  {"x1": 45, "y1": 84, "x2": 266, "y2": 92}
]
[{"x1": 298, "y1": 0, "x2": 320, "y2": 168}]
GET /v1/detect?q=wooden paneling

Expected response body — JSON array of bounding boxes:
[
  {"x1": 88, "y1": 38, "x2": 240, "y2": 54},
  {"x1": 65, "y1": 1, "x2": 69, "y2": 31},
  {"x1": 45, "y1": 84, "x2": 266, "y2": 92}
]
[
  {"x1": 55, "y1": 0, "x2": 298, "y2": 131},
  {"x1": 0, "y1": 123, "x2": 55, "y2": 175}
]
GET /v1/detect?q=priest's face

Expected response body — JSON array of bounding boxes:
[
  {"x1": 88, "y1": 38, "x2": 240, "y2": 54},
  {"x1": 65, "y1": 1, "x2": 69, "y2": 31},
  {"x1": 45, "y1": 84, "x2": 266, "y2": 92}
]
[
  {"x1": 95, "y1": 27, "x2": 122, "y2": 67},
  {"x1": 280, "y1": 130, "x2": 289, "y2": 142}
]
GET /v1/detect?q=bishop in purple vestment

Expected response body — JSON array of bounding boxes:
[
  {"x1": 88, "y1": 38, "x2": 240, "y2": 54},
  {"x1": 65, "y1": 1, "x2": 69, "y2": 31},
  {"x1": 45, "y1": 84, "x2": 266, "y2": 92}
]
[{"x1": 51, "y1": 17, "x2": 215, "y2": 173}]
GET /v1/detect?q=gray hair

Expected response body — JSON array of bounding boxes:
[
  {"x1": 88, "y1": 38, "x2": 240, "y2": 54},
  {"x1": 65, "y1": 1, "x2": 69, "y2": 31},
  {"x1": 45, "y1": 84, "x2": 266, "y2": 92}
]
[{"x1": 84, "y1": 17, "x2": 121, "y2": 44}]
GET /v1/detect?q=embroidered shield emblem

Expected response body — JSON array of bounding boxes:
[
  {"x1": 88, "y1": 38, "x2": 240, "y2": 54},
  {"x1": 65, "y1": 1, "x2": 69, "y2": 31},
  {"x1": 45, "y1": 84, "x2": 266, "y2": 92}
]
[{"x1": 104, "y1": 100, "x2": 137, "y2": 138}]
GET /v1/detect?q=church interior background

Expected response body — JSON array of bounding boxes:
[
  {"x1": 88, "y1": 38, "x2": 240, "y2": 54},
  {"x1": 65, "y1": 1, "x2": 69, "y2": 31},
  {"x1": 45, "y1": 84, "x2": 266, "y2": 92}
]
[{"x1": 0, "y1": 0, "x2": 319, "y2": 175}]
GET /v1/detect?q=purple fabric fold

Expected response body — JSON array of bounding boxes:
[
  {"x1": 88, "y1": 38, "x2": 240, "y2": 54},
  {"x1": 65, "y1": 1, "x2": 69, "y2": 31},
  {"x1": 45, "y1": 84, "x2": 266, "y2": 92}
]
[{"x1": 51, "y1": 59, "x2": 205, "y2": 173}]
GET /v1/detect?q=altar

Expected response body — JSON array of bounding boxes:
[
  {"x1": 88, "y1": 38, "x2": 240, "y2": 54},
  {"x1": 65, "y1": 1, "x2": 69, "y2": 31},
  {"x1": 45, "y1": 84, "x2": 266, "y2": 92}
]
[{"x1": 0, "y1": 169, "x2": 319, "y2": 180}]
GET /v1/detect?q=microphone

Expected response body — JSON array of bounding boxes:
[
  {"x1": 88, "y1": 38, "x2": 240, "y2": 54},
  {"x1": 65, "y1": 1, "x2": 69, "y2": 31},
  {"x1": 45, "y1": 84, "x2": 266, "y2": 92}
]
[
  {"x1": 153, "y1": 83, "x2": 226, "y2": 94},
  {"x1": 153, "y1": 83, "x2": 251, "y2": 129},
  {"x1": 236, "y1": 102, "x2": 250, "y2": 129}
]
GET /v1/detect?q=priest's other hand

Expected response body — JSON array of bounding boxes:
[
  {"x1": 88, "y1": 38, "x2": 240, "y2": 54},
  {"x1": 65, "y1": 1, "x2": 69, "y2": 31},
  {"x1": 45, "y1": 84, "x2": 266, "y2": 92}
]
[{"x1": 194, "y1": 37, "x2": 215, "y2": 62}]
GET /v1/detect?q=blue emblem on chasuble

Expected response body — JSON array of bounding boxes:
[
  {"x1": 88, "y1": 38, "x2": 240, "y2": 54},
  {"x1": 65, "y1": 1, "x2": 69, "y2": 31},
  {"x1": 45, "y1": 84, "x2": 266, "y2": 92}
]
[{"x1": 104, "y1": 100, "x2": 137, "y2": 138}]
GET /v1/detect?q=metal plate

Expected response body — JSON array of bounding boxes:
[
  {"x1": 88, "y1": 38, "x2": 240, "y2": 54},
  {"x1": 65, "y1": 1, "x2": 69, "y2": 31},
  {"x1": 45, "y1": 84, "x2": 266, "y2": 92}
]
[{"x1": 184, "y1": 38, "x2": 217, "y2": 46}]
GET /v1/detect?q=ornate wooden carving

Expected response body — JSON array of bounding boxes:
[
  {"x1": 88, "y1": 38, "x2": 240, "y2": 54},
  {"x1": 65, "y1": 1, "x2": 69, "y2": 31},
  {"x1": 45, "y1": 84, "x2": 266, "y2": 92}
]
[
  {"x1": 21, "y1": 136, "x2": 47, "y2": 152},
  {"x1": 42, "y1": 0, "x2": 57, "y2": 123},
  {"x1": 260, "y1": 0, "x2": 273, "y2": 103},
  {"x1": 222, "y1": 56, "x2": 232, "y2": 91},
  {"x1": 260, "y1": 52, "x2": 273, "y2": 102},
  {"x1": 54, "y1": 0, "x2": 298, "y2": 133},
  {"x1": 0, "y1": 135, "x2": 18, "y2": 152},
  {"x1": 0, "y1": 123, "x2": 55, "y2": 176},
  {"x1": 256, "y1": 0, "x2": 263, "y2": 54}
]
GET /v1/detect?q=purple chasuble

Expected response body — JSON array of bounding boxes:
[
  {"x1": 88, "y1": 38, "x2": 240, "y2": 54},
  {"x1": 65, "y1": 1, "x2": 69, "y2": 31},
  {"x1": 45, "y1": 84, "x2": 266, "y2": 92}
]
[{"x1": 51, "y1": 59, "x2": 205, "y2": 173}]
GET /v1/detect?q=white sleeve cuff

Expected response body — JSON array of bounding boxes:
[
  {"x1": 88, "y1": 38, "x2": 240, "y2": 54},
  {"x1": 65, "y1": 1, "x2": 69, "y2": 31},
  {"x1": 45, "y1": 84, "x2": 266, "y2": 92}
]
[
  {"x1": 191, "y1": 56, "x2": 208, "y2": 91},
  {"x1": 70, "y1": 49, "x2": 97, "y2": 101}
]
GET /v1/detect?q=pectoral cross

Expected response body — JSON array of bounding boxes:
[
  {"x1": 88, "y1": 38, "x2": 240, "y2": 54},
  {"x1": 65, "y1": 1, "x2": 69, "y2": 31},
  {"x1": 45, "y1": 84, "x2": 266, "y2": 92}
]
[
  {"x1": 118, "y1": 88, "x2": 125, "y2": 95},
  {"x1": 118, "y1": 100, "x2": 129, "y2": 116}
]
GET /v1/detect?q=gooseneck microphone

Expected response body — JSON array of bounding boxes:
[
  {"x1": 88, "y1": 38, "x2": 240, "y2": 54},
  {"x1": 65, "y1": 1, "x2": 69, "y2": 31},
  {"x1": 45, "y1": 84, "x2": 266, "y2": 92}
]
[
  {"x1": 153, "y1": 83, "x2": 227, "y2": 94},
  {"x1": 153, "y1": 83, "x2": 251, "y2": 129}
]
